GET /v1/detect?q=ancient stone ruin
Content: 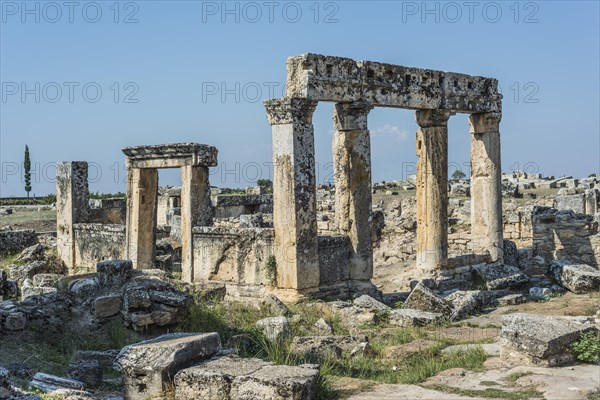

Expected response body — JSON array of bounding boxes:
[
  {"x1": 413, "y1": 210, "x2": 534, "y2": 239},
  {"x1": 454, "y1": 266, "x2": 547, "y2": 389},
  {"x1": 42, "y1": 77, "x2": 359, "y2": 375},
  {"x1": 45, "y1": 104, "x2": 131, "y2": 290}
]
[{"x1": 2, "y1": 53, "x2": 599, "y2": 400}]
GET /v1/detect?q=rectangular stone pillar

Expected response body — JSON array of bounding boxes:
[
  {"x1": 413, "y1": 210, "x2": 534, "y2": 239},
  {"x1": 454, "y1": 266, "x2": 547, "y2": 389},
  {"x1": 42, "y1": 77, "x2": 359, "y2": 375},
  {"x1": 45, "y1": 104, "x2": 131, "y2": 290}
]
[
  {"x1": 126, "y1": 167, "x2": 158, "y2": 269},
  {"x1": 333, "y1": 102, "x2": 374, "y2": 281},
  {"x1": 56, "y1": 161, "x2": 90, "y2": 273},
  {"x1": 180, "y1": 165, "x2": 212, "y2": 283},
  {"x1": 415, "y1": 110, "x2": 451, "y2": 274},
  {"x1": 469, "y1": 112, "x2": 503, "y2": 263},
  {"x1": 264, "y1": 98, "x2": 319, "y2": 290}
]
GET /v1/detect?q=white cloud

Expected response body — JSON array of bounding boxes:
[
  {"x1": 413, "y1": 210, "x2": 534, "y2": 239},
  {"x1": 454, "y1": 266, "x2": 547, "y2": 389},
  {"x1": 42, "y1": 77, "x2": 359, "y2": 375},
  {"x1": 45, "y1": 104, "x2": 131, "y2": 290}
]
[{"x1": 372, "y1": 124, "x2": 410, "y2": 142}]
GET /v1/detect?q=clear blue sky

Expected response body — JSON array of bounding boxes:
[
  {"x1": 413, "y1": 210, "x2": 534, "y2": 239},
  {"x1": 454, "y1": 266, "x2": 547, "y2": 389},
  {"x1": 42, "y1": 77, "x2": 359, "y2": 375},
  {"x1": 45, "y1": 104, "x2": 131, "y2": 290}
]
[{"x1": 1, "y1": 0, "x2": 599, "y2": 196}]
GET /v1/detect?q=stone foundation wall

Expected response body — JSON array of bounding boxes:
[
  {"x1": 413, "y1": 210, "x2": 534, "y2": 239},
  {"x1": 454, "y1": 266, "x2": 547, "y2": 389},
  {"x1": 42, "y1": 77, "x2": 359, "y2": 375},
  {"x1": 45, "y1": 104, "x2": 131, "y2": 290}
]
[
  {"x1": 72, "y1": 224, "x2": 126, "y2": 274},
  {"x1": 214, "y1": 195, "x2": 273, "y2": 219},
  {"x1": 89, "y1": 198, "x2": 127, "y2": 225},
  {"x1": 192, "y1": 227, "x2": 274, "y2": 285},
  {"x1": 532, "y1": 207, "x2": 600, "y2": 267}
]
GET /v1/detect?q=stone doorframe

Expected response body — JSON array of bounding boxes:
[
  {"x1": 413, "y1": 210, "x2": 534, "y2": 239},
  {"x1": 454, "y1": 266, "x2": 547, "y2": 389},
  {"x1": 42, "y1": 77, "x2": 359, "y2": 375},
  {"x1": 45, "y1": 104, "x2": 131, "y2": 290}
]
[
  {"x1": 264, "y1": 54, "x2": 504, "y2": 290},
  {"x1": 122, "y1": 143, "x2": 217, "y2": 281}
]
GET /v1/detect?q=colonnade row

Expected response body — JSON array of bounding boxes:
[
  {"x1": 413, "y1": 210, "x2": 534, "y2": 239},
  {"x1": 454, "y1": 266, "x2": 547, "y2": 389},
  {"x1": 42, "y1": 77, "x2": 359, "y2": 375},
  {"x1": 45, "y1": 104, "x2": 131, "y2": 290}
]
[{"x1": 264, "y1": 98, "x2": 503, "y2": 290}]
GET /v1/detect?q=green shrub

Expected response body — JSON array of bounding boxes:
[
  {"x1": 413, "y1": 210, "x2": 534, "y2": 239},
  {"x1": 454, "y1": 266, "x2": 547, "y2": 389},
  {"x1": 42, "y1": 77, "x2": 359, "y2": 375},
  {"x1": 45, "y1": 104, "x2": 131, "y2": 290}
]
[
  {"x1": 573, "y1": 331, "x2": 600, "y2": 363},
  {"x1": 265, "y1": 256, "x2": 277, "y2": 286}
]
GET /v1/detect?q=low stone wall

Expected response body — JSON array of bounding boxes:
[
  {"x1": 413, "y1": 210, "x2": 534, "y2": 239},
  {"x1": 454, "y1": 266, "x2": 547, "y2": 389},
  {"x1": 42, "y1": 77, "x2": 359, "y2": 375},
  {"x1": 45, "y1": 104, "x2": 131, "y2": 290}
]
[
  {"x1": 214, "y1": 195, "x2": 273, "y2": 219},
  {"x1": 0, "y1": 230, "x2": 37, "y2": 255},
  {"x1": 89, "y1": 198, "x2": 127, "y2": 225},
  {"x1": 72, "y1": 224, "x2": 126, "y2": 274},
  {"x1": 532, "y1": 207, "x2": 600, "y2": 267},
  {"x1": 192, "y1": 227, "x2": 274, "y2": 285}
]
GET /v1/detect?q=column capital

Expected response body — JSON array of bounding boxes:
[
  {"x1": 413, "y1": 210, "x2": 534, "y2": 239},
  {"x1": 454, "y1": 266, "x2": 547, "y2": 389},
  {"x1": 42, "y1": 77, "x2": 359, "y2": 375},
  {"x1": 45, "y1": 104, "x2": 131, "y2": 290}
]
[
  {"x1": 333, "y1": 101, "x2": 374, "y2": 131},
  {"x1": 469, "y1": 112, "x2": 502, "y2": 134},
  {"x1": 415, "y1": 109, "x2": 452, "y2": 128},
  {"x1": 264, "y1": 97, "x2": 318, "y2": 126}
]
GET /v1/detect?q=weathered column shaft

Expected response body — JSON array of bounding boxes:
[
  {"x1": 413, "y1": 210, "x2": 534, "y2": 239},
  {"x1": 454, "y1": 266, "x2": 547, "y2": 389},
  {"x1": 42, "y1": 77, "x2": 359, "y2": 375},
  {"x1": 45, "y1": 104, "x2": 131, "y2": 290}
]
[
  {"x1": 469, "y1": 112, "x2": 503, "y2": 263},
  {"x1": 56, "y1": 161, "x2": 89, "y2": 273},
  {"x1": 333, "y1": 102, "x2": 374, "y2": 281},
  {"x1": 180, "y1": 165, "x2": 212, "y2": 283},
  {"x1": 126, "y1": 167, "x2": 158, "y2": 269},
  {"x1": 415, "y1": 110, "x2": 451, "y2": 273},
  {"x1": 265, "y1": 98, "x2": 319, "y2": 290}
]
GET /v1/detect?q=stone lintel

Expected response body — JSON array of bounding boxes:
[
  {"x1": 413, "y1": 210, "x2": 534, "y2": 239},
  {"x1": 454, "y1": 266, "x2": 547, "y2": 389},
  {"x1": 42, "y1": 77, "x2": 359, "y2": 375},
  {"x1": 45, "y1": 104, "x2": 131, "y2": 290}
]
[
  {"x1": 286, "y1": 53, "x2": 501, "y2": 113},
  {"x1": 264, "y1": 97, "x2": 318, "y2": 126},
  {"x1": 122, "y1": 143, "x2": 218, "y2": 168},
  {"x1": 415, "y1": 109, "x2": 452, "y2": 128},
  {"x1": 333, "y1": 102, "x2": 374, "y2": 131}
]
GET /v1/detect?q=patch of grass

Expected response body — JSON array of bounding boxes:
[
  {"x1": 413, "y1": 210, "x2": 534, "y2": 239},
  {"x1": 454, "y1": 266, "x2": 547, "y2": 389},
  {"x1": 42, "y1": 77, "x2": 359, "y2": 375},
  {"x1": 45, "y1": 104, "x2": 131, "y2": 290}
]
[
  {"x1": 573, "y1": 331, "x2": 600, "y2": 363},
  {"x1": 427, "y1": 384, "x2": 543, "y2": 400},
  {"x1": 264, "y1": 255, "x2": 277, "y2": 287},
  {"x1": 503, "y1": 371, "x2": 534, "y2": 383},
  {"x1": 480, "y1": 380, "x2": 500, "y2": 386},
  {"x1": 585, "y1": 307, "x2": 597, "y2": 316},
  {"x1": 0, "y1": 253, "x2": 23, "y2": 272},
  {"x1": 288, "y1": 302, "x2": 350, "y2": 337},
  {"x1": 107, "y1": 319, "x2": 140, "y2": 349}
]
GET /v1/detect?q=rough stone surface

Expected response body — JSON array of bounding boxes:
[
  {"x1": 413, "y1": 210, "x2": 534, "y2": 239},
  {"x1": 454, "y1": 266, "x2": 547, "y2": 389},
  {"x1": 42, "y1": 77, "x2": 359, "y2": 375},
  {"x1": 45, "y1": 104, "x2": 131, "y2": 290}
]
[
  {"x1": 501, "y1": 313, "x2": 598, "y2": 366},
  {"x1": 121, "y1": 278, "x2": 192, "y2": 330},
  {"x1": 0, "y1": 230, "x2": 37, "y2": 255},
  {"x1": 29, "y1": 373, "x2": 85, "y2": 393},
  {"x1": 174, "y1": 355, "x2": 319, "y2": 400},
  {"x1": 290, "y1": 335, "x2": 369, "y2": 360},
  {"x1": 403, "y1": 283, "x2": 452, "y2": 315},
  {"x1": 445, "y1": 290, "x2": 486, "y2": 321},
  {"x1": 72, "y1": 350, "x2": 119, "y2": 368},
  {"x1": 353, "y1": 295, "x2": 389, "y2": 311},
  {"x1": 472, "y1": 264, "x2": 529, "y2": 290},
  {"x1": 94, "y1": 295, "x2": 122, "y2": 319},
  {"x1": 256, "y1": 316, "x2": 290, "y2": 343},
  {"x1": 263, "y1": 294, "x2": 290, "y2": 316},
  {"x1": 389, "y1": 308, "x2": 444, "y2": 327},
  {"x1": 67, "y1": 360, "x2": 103, "y2": 387},
  {"x1": 96, "y1": 260, "x2": 132, "y2": 287},
  {"x1": 114, "y1": 332, "x2": 221, "y2": 400},
  {"x1": 0, "y1": 367, "x2": 11, "y2": 399},
  {"x1": 548, "y1": 261, "x2": 600, "y2": 294}
]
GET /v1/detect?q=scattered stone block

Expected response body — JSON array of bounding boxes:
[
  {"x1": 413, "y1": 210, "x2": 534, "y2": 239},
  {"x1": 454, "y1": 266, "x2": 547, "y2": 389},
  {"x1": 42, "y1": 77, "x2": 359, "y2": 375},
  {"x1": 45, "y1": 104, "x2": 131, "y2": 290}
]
[
  {"x1": 32, "y1": 274, "x2": 65, "y2": 289},
  {"x1": 313, "y1": 318, "x2": 333, "y2": 335},
  {"x1": 353, "y1": 294, "x2": 390, "y2": 311},
  {"x1": 114, "y1": 332, "x2": 221, "y2": 400},
  {"x1": 389, "y1": 308, "x2": 444, "y2": 327},
  {"x1": 68, "y1": 360, "x2": 103, "y2": 387},
  {"x1": 9, "y1": 261, "x2": 49, "y2": 286},
  {"x1": 68, "y1": 277, "x2": 100, "y2": 298},
  {"x1": 548, "y1": 261, "x2": 600, "y2": 294},
  {"x1": 494, "y1": 293, "x2": 527, "y2": 307},
  {"x1": 445, "y1": 290, "x2": 485, "y2": 321},
  {"x1": 3, "y1": 311, "x2": 27, "y2": 331},
  {"x1": 94, "y1": 295, "x2": 122, "y2": 319},
  {"x1": 501, "y1": 313, "x2": 597, "y2": 366},
  {"x1": 529, "y1": 287, "x2": 552, "y2": 301},
  {"x1": 404, "y1": 283, "x2": 452, "y2": 315},
  {"x1": 16, "y1": 244, "x2": 46, "y2": 263},
  {"x1": 290, "y1": 335, "x2": 368, "y2": 361},
  {"x1": 174, "y1": 355, "x2": 319, "y2": 400},
  {"x1": 29, "y1": 373, "x2": 85, "y2": 393},
  {"x1": 96, "y1": 260, "x2": 132, "y2": 287},
  {"x1": 472, "y1": 264, "x2": 529, "y2": 290},
  {"x1": 263, "y1": 294, "x2": 290, "y2": 316},
  {"x1": 256, "y1": 316, "x2": 290, "y2": 343}
]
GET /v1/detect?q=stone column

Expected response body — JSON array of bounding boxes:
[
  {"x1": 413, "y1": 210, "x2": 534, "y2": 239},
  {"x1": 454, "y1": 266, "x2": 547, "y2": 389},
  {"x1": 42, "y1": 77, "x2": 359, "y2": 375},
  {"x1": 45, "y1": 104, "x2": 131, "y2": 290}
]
[
  {"x1": 126, "y1": 166, "x2": 158, "y2": 269},
  {"x1": 56, "y1": 161, "x2": 90, "y2": 273},
  {"x1": 469, "y1": 112, "x2": 503, "y2": 263},
  {"x1": 415, "y1": 109, "x2": 451, "y2": 273},
  {"x1": 264, "y1": 97, "x2": 319, "y2": 290},
  {"x1": 332, "y1": 101, "x2": 374, "y2": 281},
  {"x1": 180, "y1": 165, "x2": 212, "y2": 283}
]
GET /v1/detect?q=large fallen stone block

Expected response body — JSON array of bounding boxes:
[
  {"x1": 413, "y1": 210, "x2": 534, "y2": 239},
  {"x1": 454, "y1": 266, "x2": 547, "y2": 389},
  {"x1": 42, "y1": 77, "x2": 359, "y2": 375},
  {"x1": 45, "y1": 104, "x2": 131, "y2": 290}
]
[
  {"x1": 548, "y1": 261, "x2": 600, "y2": 294},
  {"x1": 174, "y1": 355, "x2": 319, "y2": 400},
  {"x1": 389, "y1": 308, "x2": 444, "y2": 326},
  {"x1": 67, "y1": 360, "x2": 103, "y2": 387},
  {"x1": 290, "y1": 335, "x2": 369, "y2": 360},
  {"x1": 403, "y1": 283, "x2": 452, "y2": 315},
  {"x1": 472, "y1": 264, "x2": 529, "y2": 290},
  {"x1": 0, "y1": 367, "x2": 10, "y2": 398},
  {"x1": 114, "y1": 332, "x2": 221, "y2": 400},
  {"x1": 500, "y1": 313, "x2": 597, "y2": 366},
  {"x1": 94, "y1": 295, "x2": 122, "y2": 319},
  {"x1": 29, "y1": 373, "x2": 85, "y2": 393},
  {"x1": 445, "y1": 290, "x2": 486, "y2": 321}
]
